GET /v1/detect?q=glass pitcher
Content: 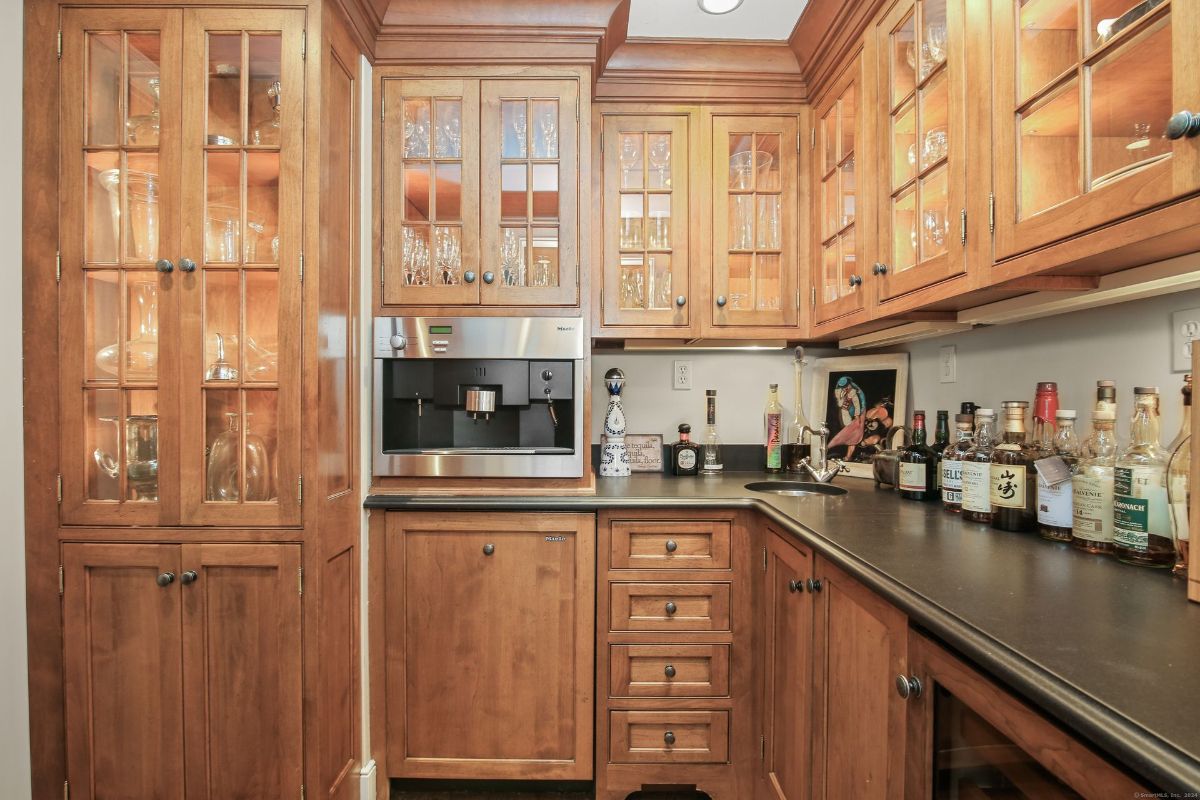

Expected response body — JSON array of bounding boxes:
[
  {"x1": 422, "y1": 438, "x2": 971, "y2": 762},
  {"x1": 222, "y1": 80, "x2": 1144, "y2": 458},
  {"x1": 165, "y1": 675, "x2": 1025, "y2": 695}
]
[{"x1": 92, "y1": 414, "x2": 159, "y2": 501}]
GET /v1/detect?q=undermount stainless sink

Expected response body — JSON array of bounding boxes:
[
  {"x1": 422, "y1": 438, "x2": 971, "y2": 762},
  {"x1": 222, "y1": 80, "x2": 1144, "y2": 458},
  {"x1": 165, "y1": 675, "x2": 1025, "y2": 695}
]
[{"x1": 744, "y1": 480, "x2": 848, "y2": 497}]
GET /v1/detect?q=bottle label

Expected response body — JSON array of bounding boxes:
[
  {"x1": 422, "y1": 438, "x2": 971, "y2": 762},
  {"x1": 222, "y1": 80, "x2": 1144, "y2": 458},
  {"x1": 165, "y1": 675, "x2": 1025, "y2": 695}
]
[
  {"x1": 1072, "y1": 472, "x2": 1113, "y2": 543},
  {"x1": 899, "y1": 462, "x2": 927, "y2": 492},
  {"x1": 941, "y1": 459, "x2": 963, "y2": 504},
  {"x1": 1037, "y1": 480, "x2": 1072, "y2": 528},
  {"x1": 961, "y1": 461, "x2": 992, "y2": 513},
  {"x1": 990, "y1": 463, "x2": 1026, "y2": 509},
  {"x1": 765, "y1": 412, "x2": 782, "y2": 469},
  {"x1": 1113, "y1": 465, "x2": 1168, "y2": 550},
  {"x1": 677, "y1": 449, "x2": 697, "y2": 471}
]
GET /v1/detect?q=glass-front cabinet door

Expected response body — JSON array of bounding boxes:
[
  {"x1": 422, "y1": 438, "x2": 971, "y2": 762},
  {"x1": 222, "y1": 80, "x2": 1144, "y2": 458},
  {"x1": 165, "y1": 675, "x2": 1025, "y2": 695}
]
[
  {"x1": 601, "y1": 114, "x2": 691, "y2": 329},
  {"x1": 480, "y1": 79, "x2": 579, "y2": 306},
  {"x1": 710, "y1": 114, "x2": 800, "y2": 329},
  {"x1": 994, "y1": 0, "x2": 1200, "y2": 260},
  {"x1": 381, "y1": 79, "x2": 480, "y2": 306}
]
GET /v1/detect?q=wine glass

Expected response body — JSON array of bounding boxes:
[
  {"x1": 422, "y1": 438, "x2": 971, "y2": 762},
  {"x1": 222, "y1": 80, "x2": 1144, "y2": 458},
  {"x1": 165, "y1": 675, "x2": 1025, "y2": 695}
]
[
  {"x1": 648, "y1": 136, "x2": 671, "y2": 189},
  {"x1": 537, "y1": 112, "x2": 557, "y2": 159},
  {"x1": 620, "y1": 135, "x2": 642, "y2": 189},
  {"x1": 925, "y1": 22, "x2": 947, "y2": 71}
]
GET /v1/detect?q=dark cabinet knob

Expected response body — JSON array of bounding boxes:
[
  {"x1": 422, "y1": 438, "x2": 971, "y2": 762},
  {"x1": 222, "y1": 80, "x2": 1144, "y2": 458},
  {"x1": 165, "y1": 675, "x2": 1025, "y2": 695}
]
[
  {"x1": 715, "y1": 295, "x2": 727, "y2": 307},
  {"x1": 664, "y1": 664, "x2": 676, "y2": 678},
  {"x1": 156, "y1": 572, "x2": 175, "y2": 587},
  {"x1": 806, "y1": 577, "x2": 823, "y2": 593},
  {"x1": 872, "y1": 263, "x2": 888, "y2": 276},
  {"x1": 675, "y1": 295, "x2": 686, "y2": 307},
  {"x1": 155, "y1": 258, "x2": 174, "y2": 273},
  {"x1": 664, "y1": 731, "x2": 676, "y2": 746},
  {"x1": 179, "y1": 258, "x2": 196, "y2": 273},
  {"x1": 464, "y1": 271, "x2": 476, "y2": 283},
  {"x1": 1166, "y1": 110, "x2": 1200, "y2": 140},
  {"x1": 180, "y1": 570, "x2": 198, "y2": 585},
  {"x1": 665, "y1": 539, "x2": 678, "y2": 553},
  {"x1": 788, "y1": 579, "x2": 804, "y2": 593},
  {"x1": 848, "y1": 274, "x2": 862, "y2": 287},
  {"x1": 665, "y1": 601, "x2": 677, "y2": 615},
  {"x1": 896, "y1": 674, "x2": 923, "y2": 700},
  {"x1": 483, "y1": 543, "x2": 495, "y2": 556},
  {"x1": 483, "y1": 271, "x2": 495, "y2": 284}
]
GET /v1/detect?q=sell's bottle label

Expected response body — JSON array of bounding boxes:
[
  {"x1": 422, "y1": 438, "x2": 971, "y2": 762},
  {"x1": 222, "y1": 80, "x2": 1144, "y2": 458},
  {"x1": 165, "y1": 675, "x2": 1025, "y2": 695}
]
[{"x1": 941, "y1": 459, "x2": 963, "y2": 504}]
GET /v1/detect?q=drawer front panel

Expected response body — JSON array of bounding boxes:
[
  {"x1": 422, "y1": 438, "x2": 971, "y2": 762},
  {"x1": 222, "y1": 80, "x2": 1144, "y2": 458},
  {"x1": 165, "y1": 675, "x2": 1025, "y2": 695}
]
[
  {"x1": 610, "y1": 520, "x2": 732, "y2": 570},
  {"x1": 610, "y1": 583, "x2": 731, "y2": 632},
  {"x1": 609, "y1": 710, "x2": 730, "y2": 764},
  {"x1": 610, "y1": 644, "x2": 731, "y2": 698}
]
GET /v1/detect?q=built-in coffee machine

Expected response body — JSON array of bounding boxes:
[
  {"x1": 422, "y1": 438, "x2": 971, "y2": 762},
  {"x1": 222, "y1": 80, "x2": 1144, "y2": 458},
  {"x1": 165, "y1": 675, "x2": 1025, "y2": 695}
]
[{"x1": 373, "y1": 317, "x2": 585, "y2": 478}]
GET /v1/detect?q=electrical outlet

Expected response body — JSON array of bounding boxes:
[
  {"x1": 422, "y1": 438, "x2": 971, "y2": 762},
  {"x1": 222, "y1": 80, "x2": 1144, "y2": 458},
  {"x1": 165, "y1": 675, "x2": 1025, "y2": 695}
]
[
  {"x1": 673, "y1": 360, "x2": 693, "y2": 391},
  {"x1": 1171, "y1": 307, "x2": 1200, "y2": 372},
  {"x1": 939, "y1": 345, "x2": 957, "y2": 384}
]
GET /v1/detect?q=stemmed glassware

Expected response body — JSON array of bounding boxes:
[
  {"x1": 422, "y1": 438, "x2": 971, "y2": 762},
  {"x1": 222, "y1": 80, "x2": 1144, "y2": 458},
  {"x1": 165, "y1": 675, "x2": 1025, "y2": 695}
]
[
  {"x1": 434, "y1": 227, "x2": 461, "y2": 285},
  {"x1": 620, "y1": 269, "x2": 645, "y2": 309},
  {"x1": 535, "y1": 110, "x2": 557, "y2": 159},
  {"x1": 435, "y1": 104, "x2": 461, "y2": 159},
  {"x1": 501, "y1": 228, "x2": 526, "y2": 287},
  {"x1": 648, "y1": 137, "x2": 671, "y2": 188},
  {"x1": 401, "y1": 227, "x2": 430, "y2": 286},
  {"x1": 404, "y1": 103, "x2": 430, "y2": 158},
  {"x1": 620, "y1": 136, "x2": 641, "y2": 187}
]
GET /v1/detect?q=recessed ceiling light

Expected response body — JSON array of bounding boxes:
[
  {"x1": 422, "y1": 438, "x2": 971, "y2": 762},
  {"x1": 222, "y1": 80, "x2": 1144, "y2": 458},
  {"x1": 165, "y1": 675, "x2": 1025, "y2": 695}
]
[{"x1": 698, "y1": 0, "x2": 744, "y2": 14}]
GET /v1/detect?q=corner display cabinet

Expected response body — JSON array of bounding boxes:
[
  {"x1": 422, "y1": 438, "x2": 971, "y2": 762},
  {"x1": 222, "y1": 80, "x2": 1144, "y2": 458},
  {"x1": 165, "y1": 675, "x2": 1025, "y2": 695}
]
[{"x1": 24, "y1": 4, "x2": 364, "y2": 800}]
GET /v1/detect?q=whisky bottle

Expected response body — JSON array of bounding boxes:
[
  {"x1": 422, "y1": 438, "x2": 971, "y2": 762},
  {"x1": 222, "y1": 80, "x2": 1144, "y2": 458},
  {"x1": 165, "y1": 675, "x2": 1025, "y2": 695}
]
[
  {"x1": 931, "y1": 410, "x2": 951, "y2": 455},
  {"x1": 960, "y1": 409, "x2": 997, "y2": 524},
  {"x1": 1082, "y1": 380, "x2": 1117, "y2": 457},
  {"x1": 701, "y1": 389, "x2": 724, "y2": 475},
  {"x1": 899, "y1": 411, "x2": 938, "y2": 501},
  {"x1": 1113, "y1": 387, "x2": 1173, "y2": 567},
  {"x1": 1167, "y1": 375, "x2": 1191, "y2": 577},
  {"x1": 1037, "y1": 409, "x2": 1079, "y2": 542},
  {"x1": 671, "y1": 423, "x2": 700, "y2": 476},
  {"x1": 990, "y1": 400, "x2": 1038, "y2": 532},
  {"x1": 941, "y1": 412, "x2": 975, "y2": 513},
  {"x1": 1071, "y1": 410, "x2": 1117, "y2": 553},
  {"x1": 764, "y1": 383, "x2": 783, "y2": 473},
  {"x1": 1032, "y1": 382, "x2": 1059, "y2": 458}
]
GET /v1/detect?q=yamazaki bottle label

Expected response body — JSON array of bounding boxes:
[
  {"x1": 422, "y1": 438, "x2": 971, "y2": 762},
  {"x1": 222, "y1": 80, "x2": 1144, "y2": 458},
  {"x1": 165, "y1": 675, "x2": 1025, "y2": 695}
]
[{"x1": 989, "y1": 464, "x2": 1026, "y2": 508}]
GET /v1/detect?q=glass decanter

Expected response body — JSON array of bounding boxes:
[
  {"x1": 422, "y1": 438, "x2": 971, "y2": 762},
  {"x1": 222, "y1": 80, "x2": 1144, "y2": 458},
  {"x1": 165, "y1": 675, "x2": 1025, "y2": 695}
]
[
  {"x1": 207, "y1": 412, "x2": 241, "y2": 502},
  {"x1": 244, "y1": 413, "x2": 273, "y2": 502},
  {"x1": 95, "y1": 280, "x2": 159, "y2": 380},
  {"x1": 251, "y1": 81, "x2": 281, "y2": 146},
  {"x1": 1167, "y1": 375, "x2": 1191, "y2": 578}
]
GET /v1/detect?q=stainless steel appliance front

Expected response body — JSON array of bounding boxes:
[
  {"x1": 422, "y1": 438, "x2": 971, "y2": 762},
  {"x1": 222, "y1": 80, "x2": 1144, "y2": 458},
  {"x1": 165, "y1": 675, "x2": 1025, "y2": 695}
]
[{"x1": 373, "y1": 317, "x2": 586, "y2": 478}]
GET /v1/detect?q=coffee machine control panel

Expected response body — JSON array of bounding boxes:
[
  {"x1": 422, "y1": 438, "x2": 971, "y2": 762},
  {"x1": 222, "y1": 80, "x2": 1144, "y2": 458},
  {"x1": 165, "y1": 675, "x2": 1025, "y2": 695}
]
[{"x1": 373, "y1": 317, "x2": 584, "y2": 360}]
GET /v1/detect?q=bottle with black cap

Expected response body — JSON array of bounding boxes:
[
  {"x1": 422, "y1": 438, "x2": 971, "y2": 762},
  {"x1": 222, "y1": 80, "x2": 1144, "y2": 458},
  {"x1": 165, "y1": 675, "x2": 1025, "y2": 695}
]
[{"x1": 671, "y1": 423, "x2": 701, "y2": 476}]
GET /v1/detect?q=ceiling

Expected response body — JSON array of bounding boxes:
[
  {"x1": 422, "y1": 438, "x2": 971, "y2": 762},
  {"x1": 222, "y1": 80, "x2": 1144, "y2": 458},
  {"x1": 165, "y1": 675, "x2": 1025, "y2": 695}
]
[{"x1": 626, "y1": 0, "x2": 808, "y2": 41}]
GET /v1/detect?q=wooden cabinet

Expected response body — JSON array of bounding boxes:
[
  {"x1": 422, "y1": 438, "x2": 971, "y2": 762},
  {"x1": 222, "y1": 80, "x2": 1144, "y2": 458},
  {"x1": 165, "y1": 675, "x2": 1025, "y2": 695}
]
[
  {"x1": 63, "y1": 542, "x2": 302, "y2": 800},
  {"x1": 383, "y1": 511, "x2": 594, "y2": 780},
  {"x1": 377, "y1": 70, "x2": 583, "y2": 310}
]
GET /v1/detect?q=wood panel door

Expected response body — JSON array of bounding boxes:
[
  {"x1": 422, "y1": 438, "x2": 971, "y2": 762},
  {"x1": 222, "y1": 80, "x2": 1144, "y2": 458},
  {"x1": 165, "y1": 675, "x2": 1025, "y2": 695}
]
[
  {"x1": 600, "y1": 113, "x2": 693, "y2": 330},
  {"x1": 811, "y1": 557, "x2": 908, "y2": 800},
  {"x1": 992, "y1": 0, "x2": 1200, "y2": 261},
  {"x1": 181, "y1": 543, "x2": 303, "y2": 800},
  {"x1": 709, "y1": 114, "x2": 801, "y2": 331},
  {"x1": 762, "y1": 530, "x2": 814, "y2": 800},
  {"x1": 380, "y1": 78, "x2": 481, "y2": 306},
  {"x1": 385, "y1": 512, "x2": 594, "y2": 779},
  {"x1": 63, "y1": 543, "x2": 185, "y2": 800},
  {"x1": 480, "y1": 79, "x2": 580, "y2": 306}
]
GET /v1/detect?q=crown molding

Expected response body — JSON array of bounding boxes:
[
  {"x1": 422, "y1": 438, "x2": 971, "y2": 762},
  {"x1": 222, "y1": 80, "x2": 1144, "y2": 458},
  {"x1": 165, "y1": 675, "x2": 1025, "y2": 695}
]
[{"x1": 789, "y1": 0, "x2": 884, "y2": 101}]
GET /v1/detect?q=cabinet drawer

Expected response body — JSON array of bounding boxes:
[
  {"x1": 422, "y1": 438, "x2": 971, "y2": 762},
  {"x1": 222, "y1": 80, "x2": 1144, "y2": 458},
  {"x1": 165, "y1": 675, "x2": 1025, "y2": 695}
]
[
  {"x1": 609, "y1": 519, "x2": 731, "y2": 570},
  {"x1": 609, "y1": 644, "x2": 730, "y2": 698},
  {"x1": 609, "y1": 710, "x2": 730, "y2": 764},
  {"x1": 610, "y1": 583, "x2": 731, "y2": 632}
]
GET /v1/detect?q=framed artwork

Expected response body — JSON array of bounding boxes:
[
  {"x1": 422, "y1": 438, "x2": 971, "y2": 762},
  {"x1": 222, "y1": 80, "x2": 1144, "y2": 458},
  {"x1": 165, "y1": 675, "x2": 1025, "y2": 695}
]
[
  {"x1": 625, "y1": 434, "x2": 665, "y2": 473},
  {"x1": 810, "y1": 354, "x2": 909, "y2": 479}
]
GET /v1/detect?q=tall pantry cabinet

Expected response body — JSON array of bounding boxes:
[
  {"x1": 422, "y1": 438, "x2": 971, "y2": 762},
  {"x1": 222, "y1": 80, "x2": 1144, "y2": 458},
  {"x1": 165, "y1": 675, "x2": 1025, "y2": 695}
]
[{"x1": 23, "y1": 2, "x2": 364, "y2": 799}]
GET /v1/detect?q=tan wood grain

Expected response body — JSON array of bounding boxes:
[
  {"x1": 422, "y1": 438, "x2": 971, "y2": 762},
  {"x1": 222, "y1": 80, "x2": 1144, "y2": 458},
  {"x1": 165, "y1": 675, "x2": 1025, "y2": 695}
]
[
  {"x1": 609, "y1": 518, "x2": 731, "y2": 571},
  {"x1": 609, "y1": 644, "x2": 731, "y2": 699},
  {"x1": 610, "y1": 582, "x2": 732, "y2": 633},
  {"x1": 609, "y1": 710, "x2": 730, "y2": 764}
]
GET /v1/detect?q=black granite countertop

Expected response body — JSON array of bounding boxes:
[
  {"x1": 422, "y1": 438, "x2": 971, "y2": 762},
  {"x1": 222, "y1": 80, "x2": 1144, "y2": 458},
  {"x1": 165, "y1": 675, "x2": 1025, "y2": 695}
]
[{"x1": 366, "y1": 472, "x2": 1200, "y2": 792}]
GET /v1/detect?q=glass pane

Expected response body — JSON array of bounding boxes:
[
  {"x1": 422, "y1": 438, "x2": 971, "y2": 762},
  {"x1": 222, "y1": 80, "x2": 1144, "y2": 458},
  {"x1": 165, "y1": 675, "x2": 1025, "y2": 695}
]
[
  {"x1": 840, "y1": 157, "x2": 856, "y2": 228},
  {"x1": 620, "y1": 194, "x2": 644, "y2": 250},
  {"x1": 432, "y1": 226, "x2": 463, "y2": 286},
  {"x1": 206, "y1": 152, "x2": 241, "y2": 264},
  {"x1": 892, "y1": 13, "x2": 917, "y2": 108},
  {"x1": 647, "y1": 133, "x2": 672, "y2": 190},
  {"x1": 434, "y1": 163, "x2": 462, "y2": 221},
  {"x1": 207, "y1": 34, "x2": 242, "y2": 146},
  {"x1": 501, "y1": 163, "x2": 527, "y2": 220},
  {"x1": 841, "y1": 227, "x2": 858, "y2": 297},
  {"x1": 245, "y1": 271, "x2": 280, "y2": 382},
  {"x1": 619, "y1": 254, "x2": 645, "y2": 309},
  {"x1": 87, "y1": 33, "x2": 122, "y2": 146},
  {"x1": 729, "y1": 133, "x2": 754, "y2": 190},
  {"x1": 403, "y1": 98, "x2": 431, "y2": 159},
  {"x1": 124, "y1": 277, "x2": 159, "y2": 382},
  {"x1": 757, "y1": 135, "x2": 781, "y2": 192},
  {"x1": 86, "y1": 271, "x2": 120, "y2": 382},
  {"x1": 647, "y1": 254, "x2": 671, "y2": 310},
  {"x1": 822, "y1": 243, "x2": 839, "y2": 303},
  {"x1": 893, "y1": 185, "x2": 918, "y2": 272},
  {"x1": 403, "y1": 162, "x2": 431, "y2": 222},
  {"x1": 921, "y1": 0, "x2": 948, "y2": 81},
  {"x1": 1020, "y1": 80, "x2": 1080, "y2": 218},
  {"x1": 500, "y1": 227, "x2": 528, "y2": 287},
  {"x1": 401, "y1": 226, "x2": 431, "y2": 286},
  {"x1": 757, "y1": 195, "x2": 781, "y2": 250},
  {"x1": 727, "y1": 254, "x2": 752, "y2": 310},
  {"x1": 840, "y1": 88, "x2": 856, "y2": 158},
  {"x1": 756, "y1": 254, "x2": 781, "y2": 310},
  {"x1": 248, "y1": 35, "x2": 282, "y2": 147},
  {"x1": 932, "y1": 686, "x2": 1083, "y2": 799},
  {"x1": 1089, "y1": 18, "x2": 1172, "y2": 188},
  {"x1": 919, "y1": 70, "x2": 949, "y2": 171},
  {"x1": 821, "y1": 109, "x2": 837, "y2": 174},
  {"x1": 530, "y1": 227, "x2": 559, "y2": 288},
  {"x1": 647, "y1": 195, "x2": 671, "y2": 250},
  {"x1": 1089, "y1": 0, "x2": 1156, "y2": 52},
  {"x1": 620, "y1": 134, "x2": 644, "y2": 190},
  {"x1": 1019, "y1": 0, "x2": 1079, "y2": 102},
  {"x1": 730, "y1": 195, "x2": 754, "y2": 251},
  {"x1": 823, "y1": 176, "x2": 839, "y2": 241},
  {"x1": 204, "y1": 271, "x2": 241, "y2": 383},
  {"x1": 126, "y1": 34, "x2": 162, "y2": 147},
  {"x1": 531, "y1": 163, "x2": 559, "y2": 219},
  {"x1": 245, "y1": 152, "x2": 279, "y2": 263},
  {"x1": 205, "y1": 389, "x2": 240, "y2": 502},
  {"x1": 434, "y1": 99, "x2": 462, "y2": 159},
  {"x1": 531, "y1": 100, "x2": 558, "y2": 159},
  {"x1": 501, "y1": 100, "x2": 527, "y2": 159},
  {"x1": 124, "y1": 154, "x2": 161, "y2": 263},
  {"x1": 87, "y1": 152, "x2": 121, "y2": 263},
  {"x1": 893, "y1": 101, "x2": 917, "y2": 191},
  {"x1": 85, "y1": 388, "x2": 120, "y2": 501},
  {"x1": 244, "y1": 391, "x2": 278, "y2": 501},
  {"x1": 125, "y1": 390, "x2": 159, "y2": 502},
  {"x1": 920, "y1": 165, "x2": 950, "y2": 260}
]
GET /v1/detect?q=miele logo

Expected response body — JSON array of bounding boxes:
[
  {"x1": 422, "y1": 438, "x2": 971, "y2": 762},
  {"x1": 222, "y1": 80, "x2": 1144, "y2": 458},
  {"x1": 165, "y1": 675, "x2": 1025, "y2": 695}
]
[
  {"x1": 556, "y1": 325, "x2": 576, "y2": 332},
  {"x1": 545, "y1": 535, "x2": 567, "y2": 542}
]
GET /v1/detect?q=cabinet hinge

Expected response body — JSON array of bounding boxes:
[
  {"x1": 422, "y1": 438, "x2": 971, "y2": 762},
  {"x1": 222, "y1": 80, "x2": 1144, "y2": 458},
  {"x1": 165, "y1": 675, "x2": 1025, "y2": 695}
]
[
  {"x1": 761, "y1": 546, "x2": 767, "y2": 571},
  {"x1": 298, "y1": 567, "x2": 304, "y2": 596},
  {"x1": 300, "y1": 785, "x2": 306, "y2": 800},
  {"x1": 760, "y1": 734, "x2": 766, "y2": 760},
  {"x1": 56, "y1": 474, "x2": 62, "y2": 503},
  {"x1": 380, "y1": 95, "x2": 385, "y2": 123},
  {"x1": 55, "y1": 250, "x2": 61, "y2": 283},
  {"x1": 300, "y1": 31, "x2": 306, "y2": 60},
  {"x1": 988, "y1": 192, "x2": 995, "y2": 235},
  {"x1": 63, "y1": 779, "x2": 69, "y2": 800},
  {"x1": 810, "y1": 285, "x2": 816, "y2": 307},
  {"x1": 297, "y1": 475, "x2": 303, "y2": 504},
  {"x1": 599, "y1": 131, "x2": 603, "y2": 152},
  {"x1": 299, "y1": 251, "x2": 304, "y2": 283},
  {"x1": 960, "y1": 208, "x2": 967, "y2": 246},
  {"x1": 599, "y1": 288, "x2": 604, "y2": 310},
  {"x1": 809, "y1": 127, "x2": 815, "y2": 150},
  {"x1": 56, "y1": 30, "x2": 62, "y2": 60},
  {"x1": 795, "y1": 289, "x2": 801, "y2": 311},
  {"x1": 58, "y1": 565, "x2": 64, "y2": 595}
]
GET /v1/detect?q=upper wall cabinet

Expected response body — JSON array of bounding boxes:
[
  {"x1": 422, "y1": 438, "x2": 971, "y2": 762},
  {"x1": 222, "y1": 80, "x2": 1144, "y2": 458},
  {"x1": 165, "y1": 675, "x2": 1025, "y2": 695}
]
[
  {"x1": 993, "y1": 0, "x2": 1200, "y2": 261},
  {"x1": 378, "y1": 73, "x2": 580, "y2": 309}
]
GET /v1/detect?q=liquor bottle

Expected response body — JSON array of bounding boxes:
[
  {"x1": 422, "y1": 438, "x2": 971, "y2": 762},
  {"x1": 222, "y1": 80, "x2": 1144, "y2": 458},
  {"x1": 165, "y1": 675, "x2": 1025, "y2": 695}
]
[
  {"x1": 1113, "y1": 387, "x2": 1173, "y2": 567},
  {"x1": 784, "y1": 348, "x2": 813, "y2": 473},
  {"x1": 1037, "y1": 409, "x2": 1079, "y2": 542},
  {"x1": 990, "y1": 401, "x2": 1038, "y2": 532},
  {"x1": 764, "y1": 383, "x2": 784, "y2": 473},
  {"x1": 1167, "y1": 375, "x2": 1191, "y2": 577},
  {"x1": 931, "y1": 410, "x2": 951, "y2": 455},
  {"x1": 941, "y1": 412, "x2": 975, "y2": 513},
  {"x1": 960, "y1": 409, "x2": 997, "y2": 524},
  {"x1": 960, "y1": 401, "x2": 979, "y2": 417},
  {"x1": 898, "y1": 411, "x2": 938, "y2": 501},
  {"x1": 1082, "y1": 380, "x2": 1117, "y2": 457},
  {"x1": 701, "y1": 389, "x2": 724, "y2": 475},
  {"x1": 671, "y1": 423, "x2": 700, "y2": 476},
  {"x1": 1071, "y1": 410, "x2": 1117, "y2": 554},
  {"x1": 1032, "y1": 382, "x2": 1059, "y2": 458}
]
